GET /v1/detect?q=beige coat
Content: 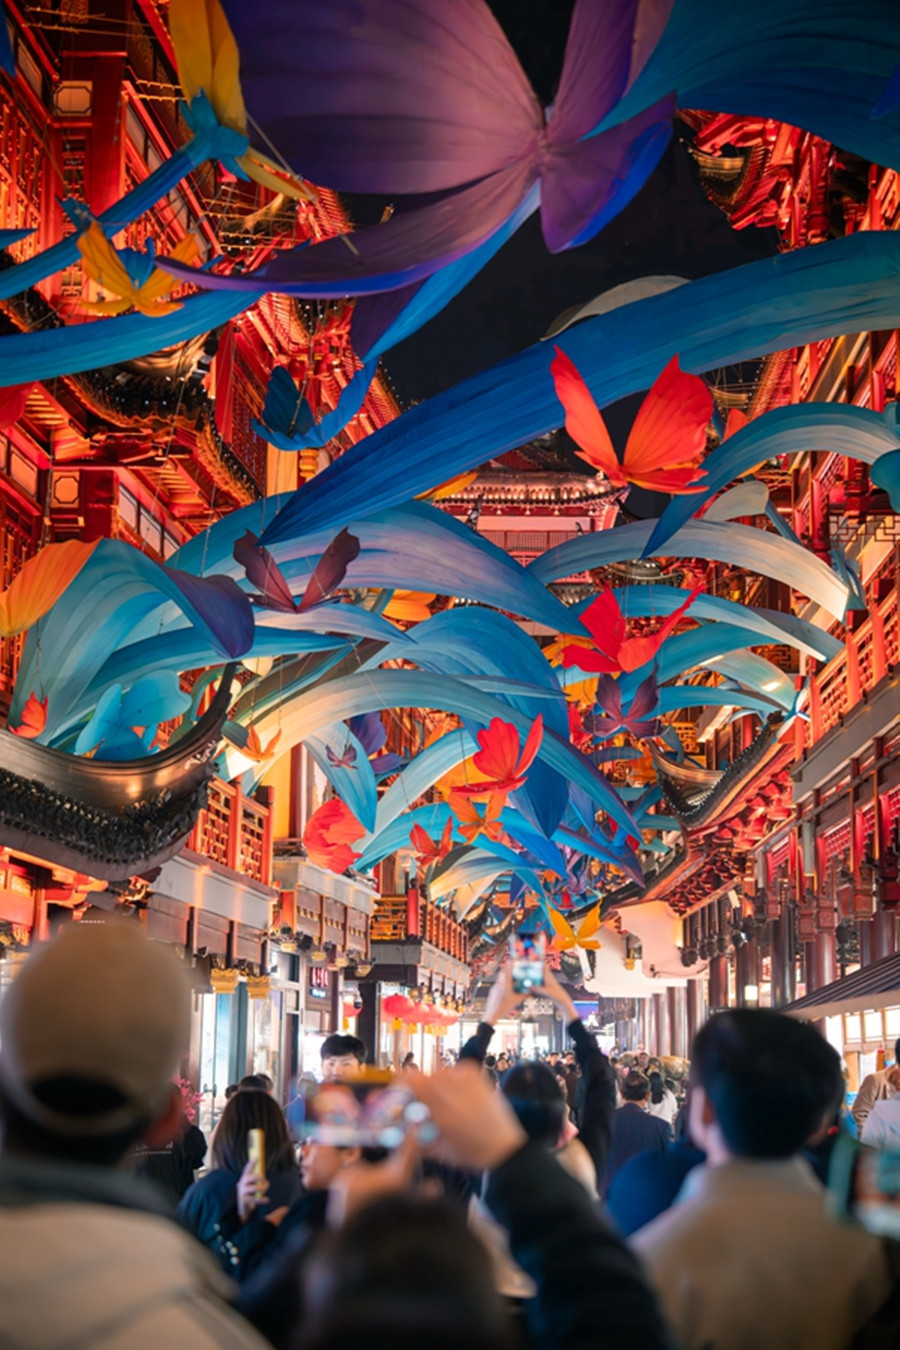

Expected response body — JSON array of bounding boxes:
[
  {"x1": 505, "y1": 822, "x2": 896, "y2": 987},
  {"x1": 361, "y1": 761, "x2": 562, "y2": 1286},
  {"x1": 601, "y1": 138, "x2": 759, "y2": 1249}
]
[
  {"x1": 0, "y1": 1203, "x2": 269, "y2": 1349},
  {"x1": 851, "y1": 1069, "x2": 898, "y2": 1129},
  {"x1": 632, "y1": 1156, "x2": 890, "y2": 1350}
]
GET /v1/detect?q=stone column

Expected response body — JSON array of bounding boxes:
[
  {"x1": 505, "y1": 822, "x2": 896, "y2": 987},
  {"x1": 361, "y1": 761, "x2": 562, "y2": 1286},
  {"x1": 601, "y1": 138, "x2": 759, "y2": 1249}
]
[{"x1": 654, "y1": 992, "x2": 670, "y2": 1056}]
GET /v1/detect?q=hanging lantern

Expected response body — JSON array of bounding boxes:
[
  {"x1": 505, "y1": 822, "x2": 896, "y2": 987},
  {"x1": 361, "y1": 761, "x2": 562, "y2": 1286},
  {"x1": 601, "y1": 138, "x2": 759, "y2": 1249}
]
[{"x1": 382, "y1": 992, "x2": 414, "y2": 1031}]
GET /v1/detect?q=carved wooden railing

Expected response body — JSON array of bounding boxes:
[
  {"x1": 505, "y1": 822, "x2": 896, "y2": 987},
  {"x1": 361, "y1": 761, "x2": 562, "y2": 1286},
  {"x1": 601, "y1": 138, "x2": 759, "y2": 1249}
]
[
  {"x1": 805, "y1": 585, "x2": 899, "y2": 748},
  {"x1": 187, "y1": 779, "x2": 273, "y2": 886},
  {"x1": 372, "y1": 893, "x2": 469, "y2": 964}
]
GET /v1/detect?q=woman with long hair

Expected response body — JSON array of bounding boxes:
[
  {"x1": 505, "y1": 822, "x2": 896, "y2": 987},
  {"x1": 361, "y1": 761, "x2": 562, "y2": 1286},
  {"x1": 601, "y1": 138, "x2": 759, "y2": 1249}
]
[{"x1": 178, "y1": 1088, "x2": 302, "y2": 1276}]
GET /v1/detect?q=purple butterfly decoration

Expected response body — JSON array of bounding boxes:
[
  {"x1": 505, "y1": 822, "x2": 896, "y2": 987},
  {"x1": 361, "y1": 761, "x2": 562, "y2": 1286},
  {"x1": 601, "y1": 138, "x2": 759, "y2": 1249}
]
[
  {"x1": 585, "y1": 669, "x2": 662, "y2": 742},
  {"x1": 326, "y1": 741, "x2": 358, "y2": 770},
  {"x1": 347, "y1": 712, "x2": 405, "y2": 777},
  {"x1": 165, "y1": 0, "x2": 675, "y2": 297},
  {"x1": 234, "y1": 527, "x2": 360, "y2": 612}
]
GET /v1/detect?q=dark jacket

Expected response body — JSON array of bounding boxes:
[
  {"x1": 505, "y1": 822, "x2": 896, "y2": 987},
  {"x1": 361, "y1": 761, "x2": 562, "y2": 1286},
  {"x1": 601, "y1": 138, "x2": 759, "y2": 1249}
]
[
  {"x1": 486, "y1": 1143, "x2": 674, "y2": 1350},
  {"x1": 567, "y1": 1019, "x2": 616, "y2": 1192},
  {"x1": 605, "y1": 1140, "x2": 706, "y2": 1236},
  {"x1": 178, "y1": 1166, "x2": 303, "y2": 1277},
  {"x1": 460, "y1": 1019, "x2": 616, "y2": 1192},
  {"x1": 604, "y1": 1104, "x2": 671, "y2": 1195}
]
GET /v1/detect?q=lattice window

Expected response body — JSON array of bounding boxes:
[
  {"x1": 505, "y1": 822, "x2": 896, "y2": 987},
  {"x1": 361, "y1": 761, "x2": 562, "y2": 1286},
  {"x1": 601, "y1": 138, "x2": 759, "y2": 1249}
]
[
  {"x1": 858, "y1": 803, "x2": 876, "y2": 851},
  {"x1": 195, "y1": 781, "x2": 232, "y2": 867},
  {"x1": 239, "y1": 800, "x2": 267, "y2": 883},
  {"x1": 822, "y1": 819, "x2": 852, "y2": 862},
  {"x1": 229, "y1": 349, "x2": 267, "y2": 492}
]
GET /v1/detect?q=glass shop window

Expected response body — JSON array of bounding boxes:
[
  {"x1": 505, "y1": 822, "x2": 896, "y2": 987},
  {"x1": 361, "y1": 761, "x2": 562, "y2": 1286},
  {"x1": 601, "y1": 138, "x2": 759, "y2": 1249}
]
[
  {"x1": 138, "y1": 511, "x2": 162, "y2": 554},
  {"x1": 118, "y1": 485, "x2": 138, "y2": 531}
]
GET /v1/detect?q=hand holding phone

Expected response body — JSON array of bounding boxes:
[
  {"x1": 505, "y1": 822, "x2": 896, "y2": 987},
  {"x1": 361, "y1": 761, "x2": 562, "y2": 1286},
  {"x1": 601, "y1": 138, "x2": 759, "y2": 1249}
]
[
  {"x1": 238, "y1": 1131, "x2": 269, "y2": 1222},
  {"x1": 511, "y1": 932, "x2": 546, "y2": 995},
  {"x1": 247, "y1": 1127, "x2": 266, "y2": 1179}
]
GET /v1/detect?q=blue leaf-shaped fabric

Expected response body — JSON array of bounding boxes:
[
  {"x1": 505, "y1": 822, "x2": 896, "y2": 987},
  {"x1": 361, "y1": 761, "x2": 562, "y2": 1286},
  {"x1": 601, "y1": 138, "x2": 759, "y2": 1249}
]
[
  {"x1": 119, "y1": 671, "x2": 192, "y2": 729},
  {"x1": 305, "y1": 725, "x2": 378, "y2": 832},
  {"x1": 872, "y1": 447, "x2": 900, "y2": 509},
  {"x1": 10, "y1": 538, "x2": 254, "y2": 738},
  {"x1": 171, "y1": 498, "x2": 577, "y2": 635},
  {"x1": 256, "y1": 361, "x2": 377, "y2": 450},
  {"x1": 0, "y1": 4, "x2": 13, "y2": 76},
  {"x1": 644, "y1": 403, "x2": 900, "y2": 557},
  {"x1": 258, "y1": 232, "x2": 900, "y2": 548}
]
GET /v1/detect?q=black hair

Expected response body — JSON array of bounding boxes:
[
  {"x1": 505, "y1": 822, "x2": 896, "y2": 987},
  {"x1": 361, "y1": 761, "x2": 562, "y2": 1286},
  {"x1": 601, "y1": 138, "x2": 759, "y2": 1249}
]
[
  {"x1": 621, "y1": 1070, "x2": 651, "y2": 1103},
  {"x1": 0, "y1": 1077, "x2": 149, "y2": 1167},
  {"x1": 648, "y1": 1071, "x2": 665, "y2": 1105},
  {"x1": 894, "y1": 1037, "x2": 900, "y2": 1066},
  {"x1": 239, "y1": 1074, "x2": 269, "y2": 1092},
  {"x1": 320, "y1": 1034, "x2": 366, "y2": 1064},
  {"x1": 210, "y1": 1087, "x2": 296, "y2": 1175},
  {"x1": 224, "y1": 1083, "x2": 239, "y2": 1100},
  {"x1": 502, "y1": 1061, "x2": 566, "y2": 1146},
  {"x1": 691, "y1": 1009, "x2": 843, "y2": 1159},
  {"x1": 297, "y1": 1194, "x2": 512, "y2": 1350}
]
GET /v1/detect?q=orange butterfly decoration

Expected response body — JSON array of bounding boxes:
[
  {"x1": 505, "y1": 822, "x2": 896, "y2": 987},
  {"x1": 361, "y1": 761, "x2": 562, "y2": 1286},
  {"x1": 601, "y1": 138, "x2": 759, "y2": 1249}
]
[
  {"x1": 551, "y1": 347, "x2": 712, "y2": 494},
  {"x1": 452, "y1": 715, "x2": 543, "y2": 798},
  {"x1": 549, "y1": 904, "x2": 602, "y2": 952},
  {"x1": 448, "y1": 792, "x2": 508, "y2": 846},
  {"x1": 242, "y1": 724, "x2": 282, "y2": 764},
  {"x1": 303, "y1": 798, "x2": 366, "y2": 873},
  {"x1": 409, "y1": 819, "x2": 454, "y2": 866},
  {"x1": 562, "y1": 585, "x2": 701, "y2": 676},
  {"x1": 10, "y1": 691, "x2": 48, "y2": 739}
]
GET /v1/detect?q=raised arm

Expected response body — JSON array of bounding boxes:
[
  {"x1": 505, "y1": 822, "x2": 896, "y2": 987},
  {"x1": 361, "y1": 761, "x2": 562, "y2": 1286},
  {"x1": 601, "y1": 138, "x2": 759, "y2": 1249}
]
[
  {"x1": 415, "y1": 1063, "x2": 673, "y2": 1350},
  {"x1": 537, "y1": 966, "x2": 616, "y2": 1189}
]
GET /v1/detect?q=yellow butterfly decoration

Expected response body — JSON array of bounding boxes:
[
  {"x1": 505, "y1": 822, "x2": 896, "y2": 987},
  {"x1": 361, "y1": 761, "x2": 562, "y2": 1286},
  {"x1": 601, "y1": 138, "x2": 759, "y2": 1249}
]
[
  {"x1": 78, "y1": 227, "x2": 200, "y2": 317},
  {"x1": 415, "y1": 471, "x2": 479, "y2": 502},
  {"x1": 549, "y1": 904, "x2": 603, "y2": 952},
  {"x1": 383, "y1": 590, "x2": 436, "y2": 624},
  {"x1": 542, "y1": 632, "x2": 598, "y2": 706},
  {"x1": 169, "y1": 0, "x2": 314, "y2": 201}
]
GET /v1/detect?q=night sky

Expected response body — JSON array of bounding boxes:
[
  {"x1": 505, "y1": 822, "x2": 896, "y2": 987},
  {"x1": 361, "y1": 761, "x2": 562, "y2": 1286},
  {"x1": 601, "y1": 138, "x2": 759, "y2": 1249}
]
[{"x1": 380, "y1": 1, "x2": 781, "y2": 410}]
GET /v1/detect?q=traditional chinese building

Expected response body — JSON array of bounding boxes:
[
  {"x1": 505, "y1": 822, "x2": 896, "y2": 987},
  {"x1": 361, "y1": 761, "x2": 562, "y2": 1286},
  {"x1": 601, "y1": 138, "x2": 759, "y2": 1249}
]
[{"x1": 0, "y1": 0, "x2": 400, "y2": 1122}]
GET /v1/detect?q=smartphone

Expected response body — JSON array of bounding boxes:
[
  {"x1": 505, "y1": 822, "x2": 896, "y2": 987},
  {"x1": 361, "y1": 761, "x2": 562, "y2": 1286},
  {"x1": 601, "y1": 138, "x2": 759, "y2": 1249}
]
[
  {"x1": 247, "y1": 1127, "x2": 266, "y2": 1179},
  {"x1": 511, "y1": 932, "x2": 547, "y2": 994},
  {"x1": 303, "y1": 1069, "x2": 433, "y2": 1149},
  {"x1": 828, "y1": 1134, "x2": 900, "y2": 1239}
]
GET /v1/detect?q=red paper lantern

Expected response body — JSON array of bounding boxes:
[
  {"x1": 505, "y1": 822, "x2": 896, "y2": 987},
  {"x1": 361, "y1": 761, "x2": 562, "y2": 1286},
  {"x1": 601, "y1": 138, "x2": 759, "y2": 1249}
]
[
  {"x1": 382, "y1": 992, "x2": 413, "y2": 1020},
  {"x1": 343, "y1": 1001, "x2": 360, "y2": 1021}
]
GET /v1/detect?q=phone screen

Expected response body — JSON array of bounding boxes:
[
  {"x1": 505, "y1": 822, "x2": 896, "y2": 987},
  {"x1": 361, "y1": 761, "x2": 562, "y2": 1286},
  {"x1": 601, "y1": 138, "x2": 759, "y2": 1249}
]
[
  {"x1": 247, "y1": 1127, "x2": 266, "y2": 1179},
  {"x1": 828, "y1": 1134, "x2": 900, "y2": 1239},
  {"x1": 303, "y1": 1070, "x2": 432, "y2": 1149},
  {"x1": 511, "y1": 932, "x2": 546, "y2": 994}
]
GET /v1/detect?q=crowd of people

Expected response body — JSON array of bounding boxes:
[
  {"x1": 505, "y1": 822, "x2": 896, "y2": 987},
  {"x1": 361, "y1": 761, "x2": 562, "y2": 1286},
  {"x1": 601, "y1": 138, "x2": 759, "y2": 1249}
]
[{"x1": 0, "y1": 918, "x2": 899, "y2": 1349}]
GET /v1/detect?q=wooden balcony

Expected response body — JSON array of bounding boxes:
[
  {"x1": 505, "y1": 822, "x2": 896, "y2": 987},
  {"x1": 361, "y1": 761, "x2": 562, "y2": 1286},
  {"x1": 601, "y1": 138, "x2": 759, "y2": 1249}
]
[
  {"x1": 372, "y1": 892, "x2": 469, "y2": 965},
  {"x1": 804, "y1": 585, "x2": 899, "y2": 749},
  {"x1": 186, "y1": 779, "x2": 273, "y2": 886}
]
